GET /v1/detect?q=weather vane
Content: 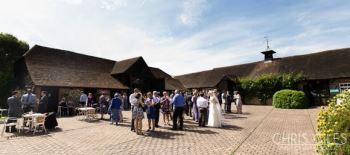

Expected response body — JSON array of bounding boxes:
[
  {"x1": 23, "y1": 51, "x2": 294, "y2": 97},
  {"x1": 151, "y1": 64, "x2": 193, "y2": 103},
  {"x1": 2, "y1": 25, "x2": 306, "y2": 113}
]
[{"x1": 264, "y1": 36, "x2": 270, "y2": 50}]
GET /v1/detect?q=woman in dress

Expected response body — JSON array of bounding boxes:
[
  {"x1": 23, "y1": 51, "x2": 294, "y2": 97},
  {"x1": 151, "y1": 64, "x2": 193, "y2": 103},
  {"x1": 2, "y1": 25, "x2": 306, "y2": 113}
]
[
  {"x1": 133, "y1": 93, "x2": 144, "y2": 135},
  {"x1": 160, "y1": 91, "x2": 171, "y2": 126},
  {"x1": 234, "y1": 91, "x2": 243, "y2": 114},
  {"x1": 192, "y1": 90, "x2": 199, "y2": 122},
  {"x1": 207, "y1": 90, "x2": 222, "y2": 127},
  {"x1": 99, "y1": 93, "x2": 109, "y2": 120},
  {"x1": 109, "y1": 93, "x2": 122, "y2": 125},
  {"x1": 145, "y1": 92, "x2": 156, "y2": 131}
]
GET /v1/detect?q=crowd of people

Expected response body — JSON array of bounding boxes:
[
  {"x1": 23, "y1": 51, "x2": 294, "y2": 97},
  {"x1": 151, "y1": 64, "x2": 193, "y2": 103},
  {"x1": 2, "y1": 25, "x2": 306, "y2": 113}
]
[
  {"x1": 125, "y1": 88, "x2": 243, "y2": 135},
  {"x1": 7, "y1": 87, "x2": 242, "y2": 135},
  {"x1": 6, "y1": 88, "x2": 58, "y2": 129}
]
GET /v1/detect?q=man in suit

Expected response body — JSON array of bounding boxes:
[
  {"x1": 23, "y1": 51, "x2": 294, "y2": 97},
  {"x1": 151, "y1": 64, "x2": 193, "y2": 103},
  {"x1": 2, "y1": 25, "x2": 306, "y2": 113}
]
[
  {"x1": 38, "y1": 91, "x2": 49, "y2": 114},
  {"x1": 226, "y1": 91, "x2": 233, "y2": 113},
  {"x1": 7, "y1": 91, "x2": 24, "y2": 118},
  {"x1": 21, "y1": 88, "x2": 37, "y2": 112}
]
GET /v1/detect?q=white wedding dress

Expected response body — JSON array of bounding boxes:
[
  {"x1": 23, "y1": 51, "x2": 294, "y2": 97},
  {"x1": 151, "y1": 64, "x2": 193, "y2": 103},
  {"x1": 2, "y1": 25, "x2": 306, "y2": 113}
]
[{"x1": 208, "y1": 95, "x2": 222, "y2": 127}]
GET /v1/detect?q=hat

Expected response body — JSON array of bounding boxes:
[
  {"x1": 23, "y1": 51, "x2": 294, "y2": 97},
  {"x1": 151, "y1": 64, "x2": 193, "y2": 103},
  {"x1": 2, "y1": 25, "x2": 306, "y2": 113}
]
[{"x1": 114, "y1": 93, "x2": 120, "y2": 97}]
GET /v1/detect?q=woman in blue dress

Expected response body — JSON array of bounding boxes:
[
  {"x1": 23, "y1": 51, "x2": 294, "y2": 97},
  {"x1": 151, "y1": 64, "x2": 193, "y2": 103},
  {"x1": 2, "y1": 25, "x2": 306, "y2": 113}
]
[
  {"x1": 109, "y1": 93, "x2": 122, "y2": 126},
  {"x1": 145, "y1": 92, "x2": 156, "y2": 131}
]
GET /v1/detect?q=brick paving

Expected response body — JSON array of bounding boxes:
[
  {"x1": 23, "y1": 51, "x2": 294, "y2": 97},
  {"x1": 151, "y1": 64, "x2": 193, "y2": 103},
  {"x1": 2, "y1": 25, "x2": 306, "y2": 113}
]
[{"x1": 0, "y1": 105, "x2": 320, "y2": 155}]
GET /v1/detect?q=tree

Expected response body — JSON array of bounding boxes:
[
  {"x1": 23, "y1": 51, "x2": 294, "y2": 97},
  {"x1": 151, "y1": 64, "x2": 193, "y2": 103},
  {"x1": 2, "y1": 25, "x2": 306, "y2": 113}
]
[{"x1": 0, "y1": 33, "x2": 29, "y2": 108}]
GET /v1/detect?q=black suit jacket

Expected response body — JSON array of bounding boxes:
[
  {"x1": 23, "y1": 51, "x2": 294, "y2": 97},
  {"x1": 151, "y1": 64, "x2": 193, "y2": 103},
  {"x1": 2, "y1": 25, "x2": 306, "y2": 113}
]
[{"x1": 38, "y1": 96, "x2": 49, "y2": 113}]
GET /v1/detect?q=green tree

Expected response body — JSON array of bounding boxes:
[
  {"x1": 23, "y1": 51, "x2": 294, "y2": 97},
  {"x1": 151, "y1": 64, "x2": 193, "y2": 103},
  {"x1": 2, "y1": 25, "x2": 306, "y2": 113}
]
[{"x1": 0, "y1": 33, "x2": 29, "y2": 108}]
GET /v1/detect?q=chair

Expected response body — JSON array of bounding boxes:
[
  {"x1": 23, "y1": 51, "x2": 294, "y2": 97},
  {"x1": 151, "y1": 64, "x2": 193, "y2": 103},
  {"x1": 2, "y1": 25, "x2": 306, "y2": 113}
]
[
  {"x1": 1, "y1": 117, "x2": 17, "y2": 137},
  {"x1": 86, "y1": 108, "x2": 96, "y2": 120},
  {"x1": 32, "y1": 115, "x2": 47, "y2": 135},
  {"x1": 57, "y1": 106, "x2": 70, "y2": 117},
  {"x1": 0, "y1": 109, "x2": 8, "y2": 117},
  {"x1": 76, "y1": 108, "x2": 85, "y2": 120},
  {"x1": 16, "y1": 118, "x2": 25, "y2": 134}
]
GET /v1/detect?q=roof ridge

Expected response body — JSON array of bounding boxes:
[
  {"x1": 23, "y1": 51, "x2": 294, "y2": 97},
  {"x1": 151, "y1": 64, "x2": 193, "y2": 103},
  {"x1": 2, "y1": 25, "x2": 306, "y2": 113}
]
[
  {"x1": 116, "y1": 56, "x2": 142, "y2": 62},
  {"x1": 28, "y1": 44, "x2": 116, "y2": 62},
  {"x1": 174, "y1": 47, "x2": 350, "y2": 78}
]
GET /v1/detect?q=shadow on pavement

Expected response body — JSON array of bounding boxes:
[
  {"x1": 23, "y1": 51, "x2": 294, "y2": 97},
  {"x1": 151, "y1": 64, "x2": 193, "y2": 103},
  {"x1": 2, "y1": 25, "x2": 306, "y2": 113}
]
[
  {"x1": 146, "y1": 130, "x2": 184, "y2": 139},
  {"x1": 184, "y1": 128, "x2": 218, "y2": 134},
  {"x1": 220, "y1": 124, "x2": 243, "y2": 131}
]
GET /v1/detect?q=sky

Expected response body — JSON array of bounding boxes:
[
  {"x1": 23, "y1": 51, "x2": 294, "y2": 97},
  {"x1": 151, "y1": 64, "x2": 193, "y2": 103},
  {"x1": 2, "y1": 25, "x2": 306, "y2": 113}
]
[{"x1": 1, "y1": 0, "x2": 350, "y2": 75}]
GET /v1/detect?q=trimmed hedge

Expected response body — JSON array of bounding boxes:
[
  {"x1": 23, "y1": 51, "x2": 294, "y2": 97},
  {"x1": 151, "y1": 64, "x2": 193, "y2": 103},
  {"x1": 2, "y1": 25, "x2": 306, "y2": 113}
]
[
  {"x1": 272, "y1": 89, "x2": 309, "y2": 109},
  {"x1": 316, "y1": 92, "x2": 350, "y2": 155},
  {"x1": 238, "y1": 73, "x2": 305, "y2": 104}
]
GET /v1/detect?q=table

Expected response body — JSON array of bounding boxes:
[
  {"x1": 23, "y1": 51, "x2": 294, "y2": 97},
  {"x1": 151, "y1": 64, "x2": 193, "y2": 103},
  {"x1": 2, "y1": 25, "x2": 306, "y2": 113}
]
[
  {"x1": 23, "y1": 113, "x2": 45, "y2": 118},
  {"x1": 22, "y1": 113, "x2": 46, "y2": 132},
  {"x1": 77, "y1": 107, "x2": 96, "y2": 121}
]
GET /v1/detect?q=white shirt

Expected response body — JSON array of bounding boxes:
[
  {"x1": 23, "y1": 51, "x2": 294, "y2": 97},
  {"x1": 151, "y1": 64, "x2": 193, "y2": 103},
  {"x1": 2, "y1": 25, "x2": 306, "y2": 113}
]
[
  {"x1": 129, "y1": 93, "x2": 138, "y2": 106},
  {"x1": 196, "y1": 96, "x2": 208, "y2": 108},
  {"x1": 221, "y1": 93, "x2": 226, "y2": 103}
]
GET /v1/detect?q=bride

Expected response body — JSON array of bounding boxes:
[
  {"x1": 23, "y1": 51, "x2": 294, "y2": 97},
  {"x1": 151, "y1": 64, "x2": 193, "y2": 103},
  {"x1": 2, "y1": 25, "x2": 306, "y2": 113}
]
[{"x1": 208, "y1": 90, "x2": 222, "y2": 127}]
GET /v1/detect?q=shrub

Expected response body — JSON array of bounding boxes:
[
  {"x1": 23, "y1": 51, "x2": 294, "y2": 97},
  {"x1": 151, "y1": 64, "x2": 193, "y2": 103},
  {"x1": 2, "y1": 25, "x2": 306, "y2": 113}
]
[
  {"x1": 272, "y1": 89, "x2": 309, "y2": 109},
  {"x1": 238, "y1": 73, "x2": 305, "y2": 104},
  {"x1": 316, "y1": 91, "x2": 350, "y2": 155}
]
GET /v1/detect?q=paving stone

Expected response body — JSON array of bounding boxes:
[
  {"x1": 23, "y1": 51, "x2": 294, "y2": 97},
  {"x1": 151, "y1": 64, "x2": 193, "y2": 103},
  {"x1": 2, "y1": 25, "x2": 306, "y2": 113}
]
[{"x1": 0, "y1": 105, "x2": 320, "y2": 155}]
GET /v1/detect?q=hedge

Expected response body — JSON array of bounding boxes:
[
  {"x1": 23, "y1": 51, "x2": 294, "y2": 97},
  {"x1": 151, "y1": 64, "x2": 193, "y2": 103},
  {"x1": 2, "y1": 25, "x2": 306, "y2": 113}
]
[
  {"x1": 316, "y1": 91, "x2": 350, "y2": 155},
  {"x1": 272, "y1": 89, "x2": 309, "y2": 109},
  {"x1": 238, "y1": 73, "x2": 305, "y2": 104}
]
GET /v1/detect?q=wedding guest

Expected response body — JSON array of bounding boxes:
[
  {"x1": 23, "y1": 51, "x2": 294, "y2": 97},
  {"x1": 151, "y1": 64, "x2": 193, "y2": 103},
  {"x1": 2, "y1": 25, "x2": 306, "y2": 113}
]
[
  {"x1": 109, "y1": 93, "x2": 122, "y2": 126},
  {"x1": 191, "y1": 90, "x2": 199, "y2": 122},
  {"x1": 197, "y1": 92, "x2": 209, "y2": 127},
  {"x1": 122, "y1": 92, "x2": 128, "y2": 110},
  {"x1": 130, "y1": 88, "x2": 140, "y2": 131},
  {"x1": 86, "y1": 93, "x2": 94, "y2": 107},
  {"x1": 160, "y1": 91, "x2": 171, "y2": 126},
  {"x1": 221, "y1": 91, "x2": 227, "y2": 113},
  {"x1": 38, "y1": 91, "x2": 48, "y2": 114},
  {"x1": 59, "y1": 97, "x2": 68, "y2": 116},
  {"x1": 153, "y1": 91, "x2": 161, "y2": 127},
  {"x1": 119, "y1": 94, "x2": 124, "y2": 123},
  {"x1": 171, "y1": 90, "x2": 185, "y2": 130},
  {"x1": 45, "y1": 92, "x2": 58, "y2": 129},
  {"x1": 234, "y1": 91, "x2": 243, "y2": 114},
  {"x1": 226, "y1": 91, "x2": 233, "y2": 113},
  {"x1": 146, "y1": 92, "x2": 156, "y2": 131},
  {"x1": 187, "y1": 92, "x2": 193, "y2": 117},
  {"x1": 133, "y1": 93, "x2": 144, "y2": 135},
  {"x1": 7, "y1": 91, "x2": 23, "y2": 118},
  {"x1": 215, "y1": 89, "x2": 222, "y2": 106},
  {"x1": 21, "y1": 88, "x2": 37, "y2": 113},
  {"x1": 79, "y1": 91, "x2": 88, "y2": 107},
  {"x1": 99, "y1": 93, "x2": 109, "y2": 120}
]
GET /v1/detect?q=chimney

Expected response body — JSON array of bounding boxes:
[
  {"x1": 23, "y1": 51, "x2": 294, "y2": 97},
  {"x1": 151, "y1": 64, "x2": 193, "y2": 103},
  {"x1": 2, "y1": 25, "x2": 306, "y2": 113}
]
[{"x1": 261, "y1": 50, "x2": 276, "y2": 62}]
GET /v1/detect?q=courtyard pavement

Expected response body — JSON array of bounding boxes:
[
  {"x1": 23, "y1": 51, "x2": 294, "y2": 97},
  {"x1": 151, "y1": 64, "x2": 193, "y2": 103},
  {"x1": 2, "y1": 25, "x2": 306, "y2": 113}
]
[{"x1": 0, "y1": 105, "x2": 320, "y2": 155}]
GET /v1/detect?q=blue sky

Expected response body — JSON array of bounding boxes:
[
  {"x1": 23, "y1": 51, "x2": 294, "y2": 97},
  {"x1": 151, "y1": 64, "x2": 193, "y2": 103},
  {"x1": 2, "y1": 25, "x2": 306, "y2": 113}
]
[{"x1": 1, "y1": 0, "x2": 350, "y2": 75}]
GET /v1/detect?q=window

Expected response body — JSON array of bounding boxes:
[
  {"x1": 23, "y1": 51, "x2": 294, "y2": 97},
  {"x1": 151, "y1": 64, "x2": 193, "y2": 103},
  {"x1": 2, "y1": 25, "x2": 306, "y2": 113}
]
[{"x1": 339, "y1": 83, "x2": 350, "y2": 92}]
